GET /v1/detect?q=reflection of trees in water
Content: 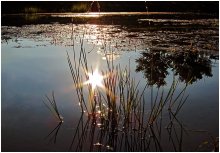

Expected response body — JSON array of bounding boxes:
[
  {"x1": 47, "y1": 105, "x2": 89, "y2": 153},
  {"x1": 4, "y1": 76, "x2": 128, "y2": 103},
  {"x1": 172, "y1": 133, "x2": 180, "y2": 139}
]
[
  {"x1": 136, "y1": 50, "x2": 171, "y2": 87},
  {"x1": 171, "y1": 51, "x2": 213, "y2": 83},
  {"x1": 136, "y1": 50, "x2": 215, "y2": 87}
]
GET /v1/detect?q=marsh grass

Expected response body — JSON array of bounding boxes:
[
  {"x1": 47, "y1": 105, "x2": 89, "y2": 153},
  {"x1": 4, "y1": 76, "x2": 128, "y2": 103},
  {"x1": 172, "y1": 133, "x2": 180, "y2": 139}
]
[
  {"x1": 42, "y1": 20, "x2": 192, "y2": 151},
  {"x1": 43, "y1": 91, "x2": 64, "y2": 122},
  {"x1": 41, "y1": 19, "x2": 192, "y2": 150},
  {"x1": 66, "y1": 31, "x2": 191, "y2": 151},
  {"x1": 68, "y1": 83, "x2": 189, "y2": 151},
  {"x1": 40, "y1": 17, "x2": 218, "y2": 151},
  {"x1": 67, "y1": 34, "x2": 189, "y2": 117}
]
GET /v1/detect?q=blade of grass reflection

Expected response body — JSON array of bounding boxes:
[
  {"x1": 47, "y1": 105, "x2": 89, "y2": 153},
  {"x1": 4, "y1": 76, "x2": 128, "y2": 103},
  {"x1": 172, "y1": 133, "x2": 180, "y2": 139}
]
[
  {"x1": 169, "y1": 83, "x2": 188, "y2": 109},
  {"x1": 149, "y1": 125, "x2": 163, "y2": 151},
  {"x1": 44, "y1": 122, "x2": 62, "y2": 144},
  {"x1": 179, "y1": 124, "x2": 183, "y2": 151},
  {"x1": 43, "y1": 91, "x2": 63, "y2": 122},
  {"x1": 78, "y1": 116, "x2": 91, "y2": 151},
  {"x1": 78, "y1": 117, "x2": 91, "y2": 151},
  {"x1": 166, "y1": 110, "x2": 185, "y2": 151},
  {"x1": 69, "y1": 113, "x2": 83, "y2": 151}
]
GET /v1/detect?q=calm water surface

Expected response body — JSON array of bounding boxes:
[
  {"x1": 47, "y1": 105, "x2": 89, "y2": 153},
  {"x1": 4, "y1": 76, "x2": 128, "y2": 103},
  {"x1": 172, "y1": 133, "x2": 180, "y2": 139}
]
[{"x1": 1, "y1": 12, "x2": 219, "y2": 151}]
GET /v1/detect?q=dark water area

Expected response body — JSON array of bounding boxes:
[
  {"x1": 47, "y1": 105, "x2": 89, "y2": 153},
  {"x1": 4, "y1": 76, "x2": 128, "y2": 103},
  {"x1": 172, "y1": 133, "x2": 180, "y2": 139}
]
[{"x1": 1, "y1": 12, "x2": 219, "y2": 151}]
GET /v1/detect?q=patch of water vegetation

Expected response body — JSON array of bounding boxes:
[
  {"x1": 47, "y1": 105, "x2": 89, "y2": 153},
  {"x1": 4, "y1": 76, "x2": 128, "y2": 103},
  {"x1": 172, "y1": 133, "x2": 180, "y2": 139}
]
[{"x1": 1, "y1": 13, "x2": 219, "y2": 151}]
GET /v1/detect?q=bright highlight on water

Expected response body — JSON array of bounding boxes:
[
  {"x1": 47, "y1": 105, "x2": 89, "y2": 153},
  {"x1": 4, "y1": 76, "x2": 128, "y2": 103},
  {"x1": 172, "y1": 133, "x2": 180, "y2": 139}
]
[{"x1": 85, "y1": 69, "x2": 104, "y2": 89}]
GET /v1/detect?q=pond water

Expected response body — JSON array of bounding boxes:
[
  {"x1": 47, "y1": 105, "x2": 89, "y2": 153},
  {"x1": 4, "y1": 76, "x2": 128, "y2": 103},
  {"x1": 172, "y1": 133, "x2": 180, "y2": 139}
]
[{"x1": 1, "y1": 12, "x2": 219, "y2": 151}]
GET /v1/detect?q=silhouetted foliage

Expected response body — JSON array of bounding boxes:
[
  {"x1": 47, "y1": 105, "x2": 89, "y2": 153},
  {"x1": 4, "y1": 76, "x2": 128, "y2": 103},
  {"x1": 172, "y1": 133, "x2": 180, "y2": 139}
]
[
  {"x1": 136, "y1": 50, "x2": 215, "y2": 87},
  {"x1": 1, "y1": 1, "x2": 219, "y2": 14},
  {"x1": 136, "y1": 51, "x2": 171, "y2": 87},
  {"x1": 171, "y1": 51, "x2": 213, "y2": 84}
]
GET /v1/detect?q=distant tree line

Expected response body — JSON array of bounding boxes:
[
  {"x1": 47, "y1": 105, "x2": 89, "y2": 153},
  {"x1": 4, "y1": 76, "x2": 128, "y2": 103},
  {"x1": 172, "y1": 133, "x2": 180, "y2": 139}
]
[{"x1": 1, "y1": 1, "x2": 219, "y2": 14}]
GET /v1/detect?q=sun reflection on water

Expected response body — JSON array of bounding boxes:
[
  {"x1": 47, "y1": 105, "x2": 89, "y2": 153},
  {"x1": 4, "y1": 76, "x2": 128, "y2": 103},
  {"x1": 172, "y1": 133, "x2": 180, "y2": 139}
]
[
  {"x1": 84, "y1": 69, "x2": 104, "y2": 89},
  {"x1": 51, "y1": 12, "x2": 101, "y2": 18}
]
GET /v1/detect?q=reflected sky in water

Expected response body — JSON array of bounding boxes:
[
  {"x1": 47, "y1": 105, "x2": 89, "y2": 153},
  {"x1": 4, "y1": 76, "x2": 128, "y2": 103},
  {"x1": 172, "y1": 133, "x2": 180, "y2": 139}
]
[{"x1": 1, "y1": 13, "x2": 219, "y2": 151}]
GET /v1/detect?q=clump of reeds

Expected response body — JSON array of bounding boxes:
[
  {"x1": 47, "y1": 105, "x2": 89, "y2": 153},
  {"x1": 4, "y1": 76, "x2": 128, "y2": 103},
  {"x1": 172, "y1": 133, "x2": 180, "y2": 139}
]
[
  {"x1": 68, "y1": 79, "x2": 189, "y2": 151},
  {"x1": 43, "y1": 91, "x2": 64, "y2": 122},
  {"x1": 67, "y1": 35, "x2": 189, "y2": 123},
  {"x1": 65, "y1": 24, "x2": 191, "y2": 151}
]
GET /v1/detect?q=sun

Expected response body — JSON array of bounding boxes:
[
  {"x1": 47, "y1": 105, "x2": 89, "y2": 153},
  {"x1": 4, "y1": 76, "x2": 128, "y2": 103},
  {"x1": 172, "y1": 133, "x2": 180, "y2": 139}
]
[{"x1": 85, "y1": 69, "x2": 104, "y2": 89}]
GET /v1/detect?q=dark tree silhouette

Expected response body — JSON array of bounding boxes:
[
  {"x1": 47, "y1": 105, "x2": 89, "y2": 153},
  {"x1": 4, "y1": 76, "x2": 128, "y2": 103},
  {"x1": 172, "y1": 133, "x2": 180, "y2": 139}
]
[
  {"x1": 136, "y1": 50, "x2": 214, "y2": 87},
  {"x1": 88, "y1": 1, "x2": 100, "y2": 12},
  {"x1": 136, "y1": 50, "x2": 171, "y2": 87},
  {"x1": 171, "y1": 51, "x2": 213, "y2": 84}
]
